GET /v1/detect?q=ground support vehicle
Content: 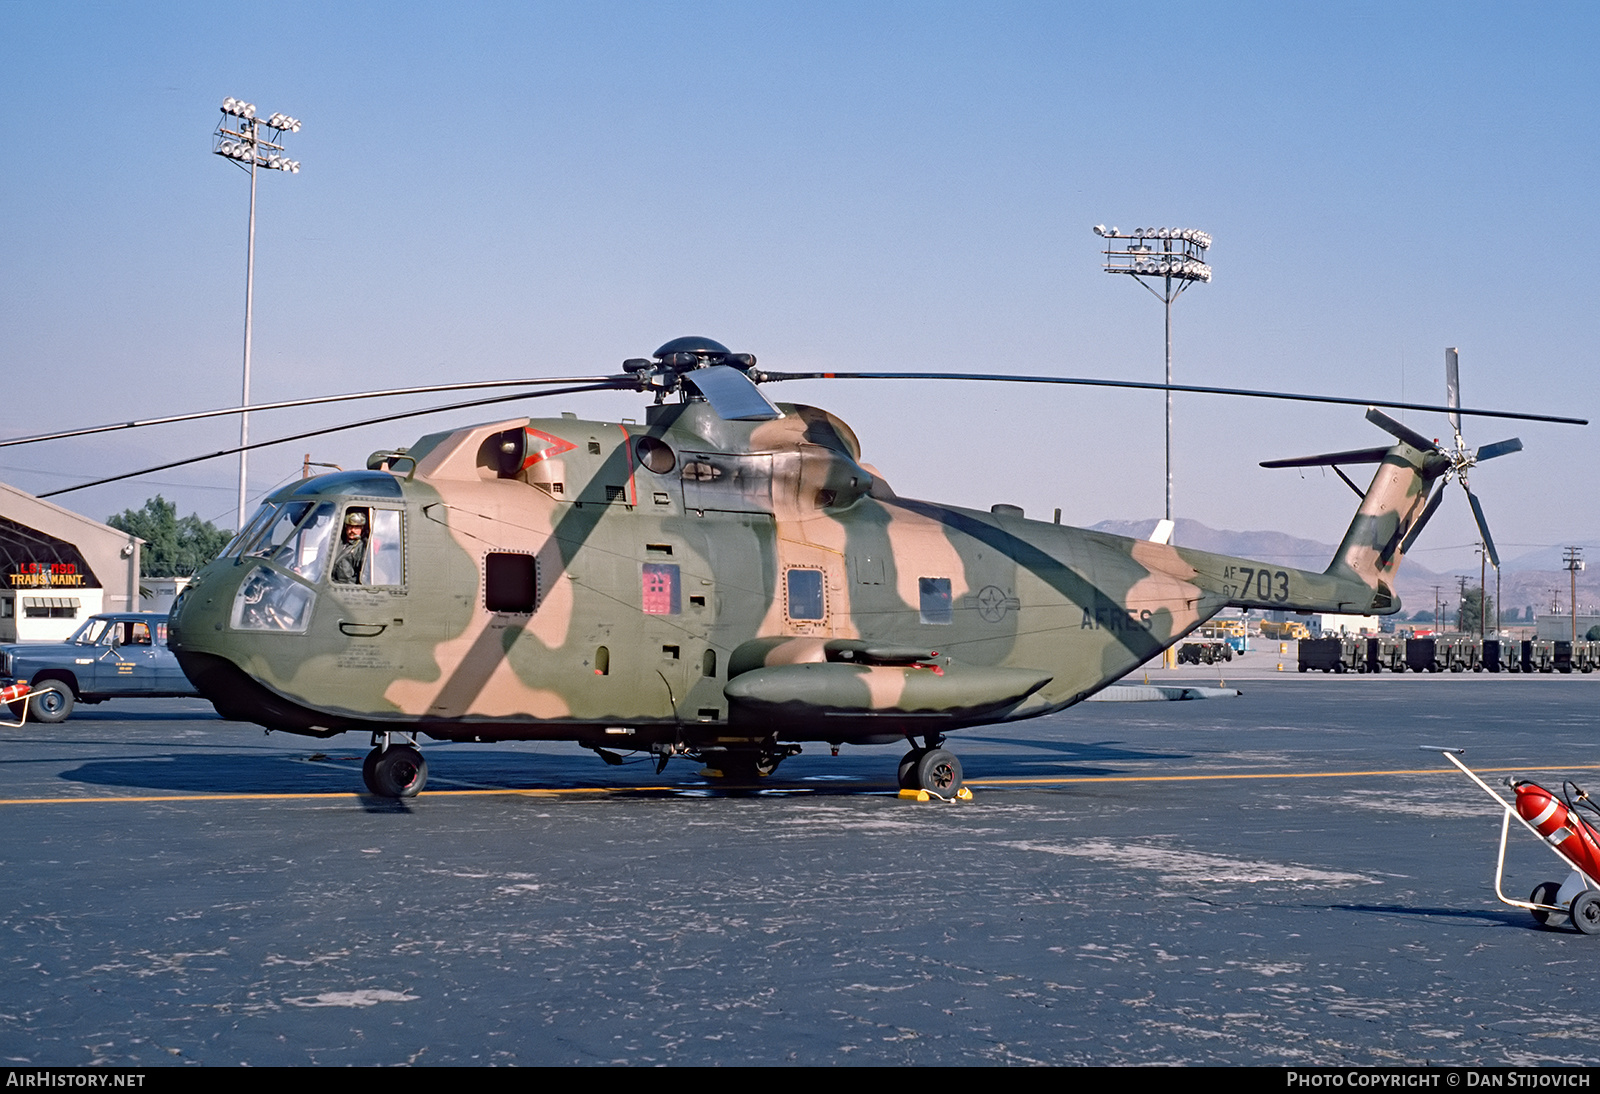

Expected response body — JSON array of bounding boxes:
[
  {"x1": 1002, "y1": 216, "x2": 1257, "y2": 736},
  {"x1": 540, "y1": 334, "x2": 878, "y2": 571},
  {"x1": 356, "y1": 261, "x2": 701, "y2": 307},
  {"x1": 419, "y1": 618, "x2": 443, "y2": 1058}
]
[
  {"x1": 1298, "y1": 636, "x2": 1361, "y2": 673},
  {"x1": 1177, "y1": 640, "x2": 1234, "y2": 665},
  {"x1": 0, "y1": 613, "x2": 197, "y2": 723},
  {"x1": 1363, "y1": 634, "x2": 1405, "y2": 672},
  {"x1": 1406, "y1": 636, "x2": 1443, "y2": 672},
  {"x1": 1482, "y1": 638, "x2": 1506, "y2": 672},
  {"x1": 1406, "y1": 634, "x2": 1476, "y2": 672}
]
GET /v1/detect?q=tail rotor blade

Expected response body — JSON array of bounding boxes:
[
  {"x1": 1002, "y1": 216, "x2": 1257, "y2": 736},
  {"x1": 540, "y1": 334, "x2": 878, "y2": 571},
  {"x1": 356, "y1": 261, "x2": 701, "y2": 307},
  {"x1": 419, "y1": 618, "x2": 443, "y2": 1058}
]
[
  {"x1": 1446, "y1": 347, "x2": 1462, "y2": 435},
  {"x1": 1475, "y1": 437, "x2": 1524, "y2": 462},
  {"x1": 1466, "y1": 489, "x2": 1501, "y2": 569},
  {"x1": 1365, "y1": 407, "x2": 1442, "y2": 454},
  {"x1": 1396, "y1": 484, "x2": 1448, "y2": 558}
]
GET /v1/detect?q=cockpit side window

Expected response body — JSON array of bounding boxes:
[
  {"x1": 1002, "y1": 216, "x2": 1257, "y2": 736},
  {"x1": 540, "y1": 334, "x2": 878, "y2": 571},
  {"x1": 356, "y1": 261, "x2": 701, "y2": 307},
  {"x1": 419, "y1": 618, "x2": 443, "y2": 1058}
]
[{"x1": 330, "y1": 507, "x2": 403, "y2": 587}]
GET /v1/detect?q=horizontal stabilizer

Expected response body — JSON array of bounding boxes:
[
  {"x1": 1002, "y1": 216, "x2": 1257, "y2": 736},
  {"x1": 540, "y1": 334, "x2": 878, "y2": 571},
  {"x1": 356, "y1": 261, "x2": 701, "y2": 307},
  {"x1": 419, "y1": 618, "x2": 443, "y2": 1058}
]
[{"x1": 1260, "y1": 445, "x2": 1394, "y2": 469}]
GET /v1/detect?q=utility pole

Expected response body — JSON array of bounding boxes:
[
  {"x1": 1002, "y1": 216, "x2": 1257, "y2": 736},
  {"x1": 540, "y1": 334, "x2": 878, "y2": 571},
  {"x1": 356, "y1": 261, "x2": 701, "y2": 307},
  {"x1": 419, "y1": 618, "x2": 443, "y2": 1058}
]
[
  {"x1": 1477, "y1": 541, "x2": 1489, "y2": 641},
  {"x1": 1565, "y1": 547, "x2": 1585, "y2": 644},
  {"x1": 1457, "y1": 575, "x2": 1470, "y2": 633}
]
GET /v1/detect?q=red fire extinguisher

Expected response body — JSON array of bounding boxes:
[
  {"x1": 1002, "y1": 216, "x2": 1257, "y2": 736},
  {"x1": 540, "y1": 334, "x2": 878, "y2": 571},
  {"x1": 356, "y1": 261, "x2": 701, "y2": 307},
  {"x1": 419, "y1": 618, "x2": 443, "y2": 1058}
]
[{"x1": 1513, "y1": 779, "x2": 1600, "y2": 882}]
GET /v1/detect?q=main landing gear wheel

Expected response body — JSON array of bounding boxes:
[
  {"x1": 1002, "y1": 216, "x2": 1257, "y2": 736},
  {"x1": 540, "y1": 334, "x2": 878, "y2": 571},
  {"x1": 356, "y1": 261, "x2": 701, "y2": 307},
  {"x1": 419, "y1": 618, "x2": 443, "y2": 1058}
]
[
  {"x1": 897, "y1": 748, "x2": 924, "y2": 790},
  {"x1": 364, "y1": 744, "x2": 428, "y2": 798},
  {"x1": 28, "y1": 682, "x2": 73, "y2": 724},
  {"x1": 1529, "y1": 881, "x2": 1564, "y2": 927},
  {"x1": 912, "y1": 748, "x2": 963, "y2": 795},
  {"x1": 1570, "y1": 890, "x2": 1600, "y2": 935}
]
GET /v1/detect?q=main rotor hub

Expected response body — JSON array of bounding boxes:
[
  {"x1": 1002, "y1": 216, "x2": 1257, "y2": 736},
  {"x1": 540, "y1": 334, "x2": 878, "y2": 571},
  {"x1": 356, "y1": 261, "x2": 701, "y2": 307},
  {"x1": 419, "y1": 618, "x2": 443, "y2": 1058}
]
[
  {"x1": 654, "y1": 336, "x2": 731, "y2": 365},
  {"x1": 624, "y1": 337, "x2": 762, "y2": 404}
]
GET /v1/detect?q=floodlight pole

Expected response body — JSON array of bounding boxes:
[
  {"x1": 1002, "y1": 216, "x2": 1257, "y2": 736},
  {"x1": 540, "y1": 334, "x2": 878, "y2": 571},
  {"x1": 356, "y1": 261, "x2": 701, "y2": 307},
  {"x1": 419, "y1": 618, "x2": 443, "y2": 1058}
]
[
  {"x1": 213, "y1": 98, "x2": 302, "y2": 529},
  {"x1": 1094, "y1": 226, "x2": 1212, "y2": 528},
  {"x1": 240, "y1": 155, "x2": 258, "y2": 532}
]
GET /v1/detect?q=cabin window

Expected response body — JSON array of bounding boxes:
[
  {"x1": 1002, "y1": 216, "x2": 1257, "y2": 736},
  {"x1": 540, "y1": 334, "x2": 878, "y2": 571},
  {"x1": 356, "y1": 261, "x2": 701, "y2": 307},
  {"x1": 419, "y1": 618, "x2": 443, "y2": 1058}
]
[
  {"x1": 702, "y1": 649, "x2": 717, "y2": 678},
  {"x1": 594, "y1": 646, "x2": 610, "y2": 676},
  {"x1": 786, "y1": 568, "x2": 825, "y2": 621},
  {"x1": 484, "y1": 552, "x2": 538, "y2": 613},
  {"x1": 919, "y1": 577, "x2": 953, "y2": 625},
  {"x1": 642, "y1": 563, "x2": 680, "y2": 615}
]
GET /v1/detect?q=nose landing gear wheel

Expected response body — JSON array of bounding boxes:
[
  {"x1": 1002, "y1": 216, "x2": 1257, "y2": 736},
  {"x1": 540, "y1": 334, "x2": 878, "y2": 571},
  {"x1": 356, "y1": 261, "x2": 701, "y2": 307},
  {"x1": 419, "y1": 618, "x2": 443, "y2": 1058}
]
[{"x1": 365, "y1": 744, "x2": 428, "y2": 798}]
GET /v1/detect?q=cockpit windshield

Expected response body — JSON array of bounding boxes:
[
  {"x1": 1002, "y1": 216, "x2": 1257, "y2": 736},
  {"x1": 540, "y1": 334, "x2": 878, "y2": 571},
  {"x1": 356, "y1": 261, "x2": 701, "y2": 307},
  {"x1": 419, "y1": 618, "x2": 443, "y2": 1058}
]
[
  {"x1": 244, "y1": 501, "x2": 339, "y2": 583},
  {"x1": 221, "y1": 503, "x2": 280, "y2": 559}
]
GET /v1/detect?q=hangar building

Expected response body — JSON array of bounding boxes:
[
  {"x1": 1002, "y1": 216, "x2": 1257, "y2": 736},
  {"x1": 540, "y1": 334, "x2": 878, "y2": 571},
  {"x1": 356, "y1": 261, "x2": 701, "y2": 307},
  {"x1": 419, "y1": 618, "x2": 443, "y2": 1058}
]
[{"x1": 0, "y1": 482, "x2": 142, "y2": 642}]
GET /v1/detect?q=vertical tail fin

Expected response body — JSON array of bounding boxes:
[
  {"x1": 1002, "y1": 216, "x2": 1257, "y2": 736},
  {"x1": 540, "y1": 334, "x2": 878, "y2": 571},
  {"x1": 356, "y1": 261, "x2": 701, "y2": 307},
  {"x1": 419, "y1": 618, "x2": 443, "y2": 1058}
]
[{"x1": 1325, "y1": 442, "x2": 1450, "y2": 608}]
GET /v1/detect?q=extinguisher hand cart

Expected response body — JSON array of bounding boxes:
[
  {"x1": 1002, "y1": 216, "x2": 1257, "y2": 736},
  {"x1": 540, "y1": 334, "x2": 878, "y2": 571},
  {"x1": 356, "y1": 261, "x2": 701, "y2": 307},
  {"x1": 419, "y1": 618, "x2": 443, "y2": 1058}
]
[
  {"x1": 0, "y1": 681, "x2": 31, "y2": 728},
  {"x1": 1431, "y1": 746, "x2": 1600, "y2": 933}
]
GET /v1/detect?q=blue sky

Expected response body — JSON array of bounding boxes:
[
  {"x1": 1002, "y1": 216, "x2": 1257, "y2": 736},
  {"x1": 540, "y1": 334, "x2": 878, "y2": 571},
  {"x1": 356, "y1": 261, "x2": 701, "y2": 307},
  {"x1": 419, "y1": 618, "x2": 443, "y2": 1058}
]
[{"x1": 2, "y1": 2, "x2": 1595, "y2": 571}]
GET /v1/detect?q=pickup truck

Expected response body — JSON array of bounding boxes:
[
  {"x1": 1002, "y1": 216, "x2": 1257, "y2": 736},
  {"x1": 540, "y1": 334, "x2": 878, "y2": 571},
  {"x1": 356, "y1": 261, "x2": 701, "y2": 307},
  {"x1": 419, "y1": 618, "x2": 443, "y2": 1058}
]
[{"x1": 0, "y1": 612, "x2": 198, "y2": 723}]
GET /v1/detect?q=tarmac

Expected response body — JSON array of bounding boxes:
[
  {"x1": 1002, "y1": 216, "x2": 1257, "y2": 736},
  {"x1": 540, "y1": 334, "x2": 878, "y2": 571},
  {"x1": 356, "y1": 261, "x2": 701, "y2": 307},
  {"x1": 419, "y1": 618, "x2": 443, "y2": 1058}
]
[{"x1": 3, "y1": 658, "x2": 1599, "y2": 1066}]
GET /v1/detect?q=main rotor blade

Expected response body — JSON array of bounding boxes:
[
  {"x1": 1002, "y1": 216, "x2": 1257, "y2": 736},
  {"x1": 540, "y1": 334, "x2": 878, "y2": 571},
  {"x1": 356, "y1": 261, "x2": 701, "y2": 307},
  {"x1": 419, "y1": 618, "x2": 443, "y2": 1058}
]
[
  {"x1": 757, "y1": 370, "x2": 1587, "y2": 426},
  {"x1": 1365, "y1": 408, "x2": 1444, "y2": 453},
  {"x1": 36, "y1": 383, "x2": 620, "y2": 500},
  {"x1": 684, "y1": 365, "x2": 782, "y2": 421},
  {"x1": 1466, "y1": 488, "x2": 1501, "y2": 569},
  {"x1": 1260, "y1": 445, "x2": 1394, "y2": 469},
  {"x1": 0, "y1": 375, "x2": 634, "y2": 450},
  {"x1": 1446, "y1": 347, "x2": 1461, "y2": 435},
  {"x1": 1475, "y1": 437, "x2": 1524, "y2": 462}
]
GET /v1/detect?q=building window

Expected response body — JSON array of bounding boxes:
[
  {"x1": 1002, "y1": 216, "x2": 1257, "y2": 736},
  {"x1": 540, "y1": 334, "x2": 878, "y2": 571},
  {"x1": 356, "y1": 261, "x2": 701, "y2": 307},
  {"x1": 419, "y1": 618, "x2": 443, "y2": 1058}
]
[{"x1": 22, "y1": 597, "x2": 79, "y2": 620}]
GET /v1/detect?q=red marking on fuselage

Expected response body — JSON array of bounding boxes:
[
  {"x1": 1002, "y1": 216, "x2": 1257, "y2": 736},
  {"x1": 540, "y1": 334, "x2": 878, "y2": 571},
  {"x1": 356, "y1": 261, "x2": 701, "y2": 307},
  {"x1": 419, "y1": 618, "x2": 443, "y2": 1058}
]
[{"x1": 518, "y1": 427, "x2": 577, "y2": 471}]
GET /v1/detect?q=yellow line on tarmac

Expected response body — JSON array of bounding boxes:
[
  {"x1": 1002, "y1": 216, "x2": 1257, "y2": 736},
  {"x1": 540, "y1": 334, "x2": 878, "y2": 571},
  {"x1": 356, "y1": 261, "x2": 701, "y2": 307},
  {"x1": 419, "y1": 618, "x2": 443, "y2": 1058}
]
[
  {"x1": 0, "y1": 787, "x2": 647, "y2": 806},
  {"x1": 970, "y1": 764, "x2": 1600, "y2": 787},
  {"x1": 4, "y1": 764, "x2": 1599, "y2": 806}
]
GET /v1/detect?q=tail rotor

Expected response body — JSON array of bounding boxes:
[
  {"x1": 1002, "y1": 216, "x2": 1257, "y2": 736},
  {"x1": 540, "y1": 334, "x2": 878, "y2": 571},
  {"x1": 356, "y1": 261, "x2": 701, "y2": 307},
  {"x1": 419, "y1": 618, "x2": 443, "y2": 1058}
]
[{"x1": 1361, "y1": 348, "x2": 1521, "y2": 567}]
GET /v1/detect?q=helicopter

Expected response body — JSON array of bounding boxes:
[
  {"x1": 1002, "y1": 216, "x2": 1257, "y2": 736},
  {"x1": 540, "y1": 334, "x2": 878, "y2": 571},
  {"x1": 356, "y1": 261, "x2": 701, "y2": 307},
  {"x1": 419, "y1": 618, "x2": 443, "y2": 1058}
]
[{"x1": 9, "y1": 338, "x2": 1582, "y2": 798}]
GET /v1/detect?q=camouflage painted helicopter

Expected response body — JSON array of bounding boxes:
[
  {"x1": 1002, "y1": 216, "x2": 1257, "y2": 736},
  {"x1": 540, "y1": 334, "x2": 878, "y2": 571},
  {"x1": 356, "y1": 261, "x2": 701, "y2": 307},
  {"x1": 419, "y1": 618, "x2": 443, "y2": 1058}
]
[{"x1": 11, "y1": 339, "x2": 1582, "y2": 797}]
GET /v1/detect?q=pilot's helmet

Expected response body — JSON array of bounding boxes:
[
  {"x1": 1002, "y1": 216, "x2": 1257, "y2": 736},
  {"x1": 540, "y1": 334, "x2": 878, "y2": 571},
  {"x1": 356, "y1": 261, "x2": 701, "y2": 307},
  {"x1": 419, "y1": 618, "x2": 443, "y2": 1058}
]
[{"x1": 344, "y1": 511, "x2": 368, "y2": 529}]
